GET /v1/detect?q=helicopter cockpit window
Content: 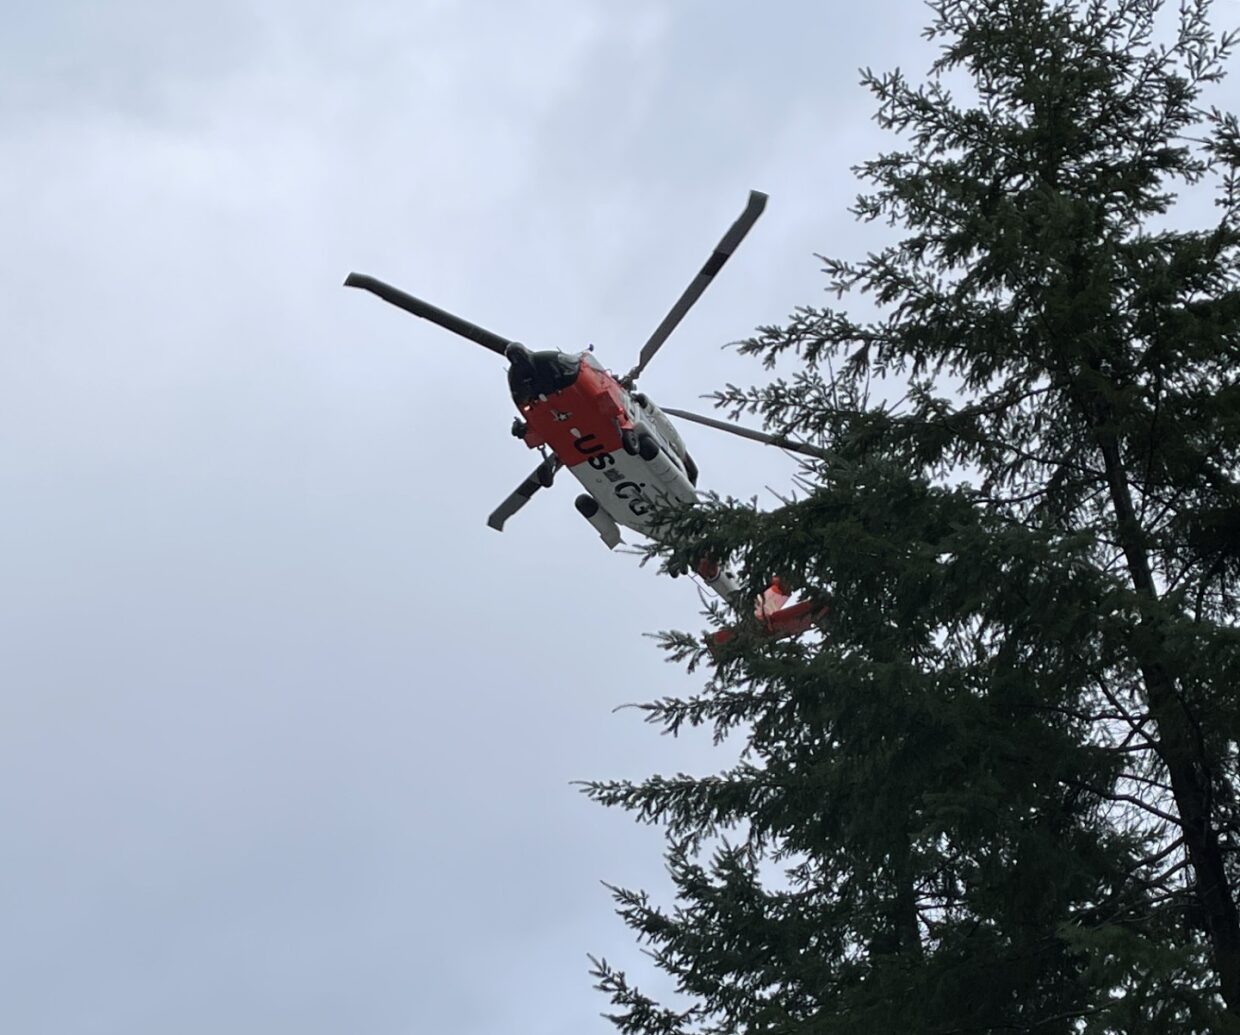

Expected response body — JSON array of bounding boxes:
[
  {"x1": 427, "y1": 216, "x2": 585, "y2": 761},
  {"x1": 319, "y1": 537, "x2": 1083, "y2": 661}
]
[{"x1": 508, "y1": 349, "x2": 582, "y2": 405}]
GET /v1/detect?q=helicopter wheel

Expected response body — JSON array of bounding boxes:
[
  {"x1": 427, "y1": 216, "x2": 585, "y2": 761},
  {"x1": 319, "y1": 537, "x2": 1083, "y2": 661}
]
[
  {"x1": 621, "y1": 428, "x2": 640, "y2": 456},
  {"x1": 637, "y1": 432, "x2": 659, "y2": 461}
]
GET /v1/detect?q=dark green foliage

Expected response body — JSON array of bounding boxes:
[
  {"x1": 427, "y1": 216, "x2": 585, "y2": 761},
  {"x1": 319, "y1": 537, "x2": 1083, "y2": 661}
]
[{"x1": 583, "y1": 2, "x2": 1240, "y2": 1031}]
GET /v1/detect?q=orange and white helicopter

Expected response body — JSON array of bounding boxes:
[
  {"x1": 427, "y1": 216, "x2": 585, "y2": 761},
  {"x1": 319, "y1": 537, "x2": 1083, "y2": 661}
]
[{"x1": 345, "y1": 191, "x2": 824, "y2": 644}]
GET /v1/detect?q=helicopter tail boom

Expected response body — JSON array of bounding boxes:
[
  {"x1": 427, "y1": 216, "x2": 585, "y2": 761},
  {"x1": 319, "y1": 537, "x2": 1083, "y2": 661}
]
[{"x1": 709, "y1": 579, "x2": 827, "y2": 649}]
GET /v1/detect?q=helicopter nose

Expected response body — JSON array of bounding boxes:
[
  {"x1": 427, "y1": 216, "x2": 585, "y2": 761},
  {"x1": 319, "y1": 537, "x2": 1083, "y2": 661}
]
[
  {"x1": 505, "y1": 345, "x2": 580, "y2": 406},
  {"x1": 506, "y1": 343, "x2": 538, "y2": 405},
  {"x1": 504, "y1": 342, "x2": 532, "y2": 366}
]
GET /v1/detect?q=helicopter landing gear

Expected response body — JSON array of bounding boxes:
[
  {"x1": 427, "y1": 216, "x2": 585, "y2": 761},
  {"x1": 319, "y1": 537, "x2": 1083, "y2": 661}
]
[
  {"x1": 511, "y1": 418, "x2": 528, "y2": 439},
  {"x1": 621, "y1": 427, "x2": 661, "y2": 461},
  {"x1": 575, "y1": 493, "x2": 622, "y2": 548}
]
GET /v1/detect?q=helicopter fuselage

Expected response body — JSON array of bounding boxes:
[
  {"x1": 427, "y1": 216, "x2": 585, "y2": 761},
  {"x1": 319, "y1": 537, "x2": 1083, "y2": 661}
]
[
  {"x1": 516, "y1": 350, "x2": 696, "y2": 533},
  {"x1": 513, "y1": 349, "x2": 739, "y2": 599}
]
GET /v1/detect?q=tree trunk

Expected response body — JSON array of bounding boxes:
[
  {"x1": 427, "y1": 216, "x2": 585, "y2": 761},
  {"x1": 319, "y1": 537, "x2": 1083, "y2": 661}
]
[{"x1": 1096, "y1": 429, "x2": 1240, "y2": 1015}]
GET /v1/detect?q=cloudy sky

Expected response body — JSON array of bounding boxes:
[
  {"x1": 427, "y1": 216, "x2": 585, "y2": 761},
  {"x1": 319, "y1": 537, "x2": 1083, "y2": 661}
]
[{"x1": 0, "y1": 1, "x2": 1180, "y2": 1031}]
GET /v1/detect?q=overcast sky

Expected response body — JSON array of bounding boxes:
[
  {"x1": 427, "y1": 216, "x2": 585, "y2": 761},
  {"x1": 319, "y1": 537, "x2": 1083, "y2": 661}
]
[{"x1": 8, "y1": 2, "x2": 1228, "y2": 1033}]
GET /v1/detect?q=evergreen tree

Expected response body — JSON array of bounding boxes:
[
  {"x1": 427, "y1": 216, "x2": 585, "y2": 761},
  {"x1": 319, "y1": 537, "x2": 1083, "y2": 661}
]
[{"x1": 583, "y1": 1, "x2": 1240, "y2": 1031}]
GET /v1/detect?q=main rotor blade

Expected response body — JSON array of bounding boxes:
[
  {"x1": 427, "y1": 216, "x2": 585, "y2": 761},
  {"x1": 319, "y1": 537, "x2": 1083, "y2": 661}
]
[
  {"x1": 344, "y1": 273, "x2": 512, "y2": 356},
  {"x1": 663, "y1": 407, "x2": 834, "y2": 462},
  {"x1": 624, "y1": 190, "x2": 768, "y2": 384},
  {"x1": 486, "y1": 456, "x2": 562, "y2": 531}
]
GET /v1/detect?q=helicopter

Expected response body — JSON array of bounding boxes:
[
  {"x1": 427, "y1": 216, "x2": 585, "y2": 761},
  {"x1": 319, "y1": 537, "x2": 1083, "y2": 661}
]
[{"x1": 345, "y1": 190, "x2": 825, "y2": 644}]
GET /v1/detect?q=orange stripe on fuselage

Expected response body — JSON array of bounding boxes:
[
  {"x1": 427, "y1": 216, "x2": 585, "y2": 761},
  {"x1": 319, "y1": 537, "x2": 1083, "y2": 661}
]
[{"x1": 518, "y1": 361, "x2": 631, "y2": 465}]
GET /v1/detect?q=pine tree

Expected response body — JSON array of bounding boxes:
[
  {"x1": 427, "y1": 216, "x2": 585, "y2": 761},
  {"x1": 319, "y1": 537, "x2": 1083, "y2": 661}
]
[{"x1": 583, "y1": 1, "x2": 1240, "y2": 1031}]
